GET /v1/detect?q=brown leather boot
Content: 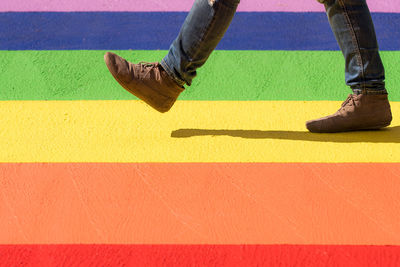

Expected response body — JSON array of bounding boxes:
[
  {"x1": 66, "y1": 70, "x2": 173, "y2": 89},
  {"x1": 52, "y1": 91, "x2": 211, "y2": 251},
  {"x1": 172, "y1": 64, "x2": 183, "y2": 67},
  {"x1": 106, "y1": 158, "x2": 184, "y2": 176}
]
[
  {"x1": 306, "y1": 93, "x2": 392, "y2": 133},
  {"x1": 104, "y1": 52, "x2": 184, "y2": 113}
]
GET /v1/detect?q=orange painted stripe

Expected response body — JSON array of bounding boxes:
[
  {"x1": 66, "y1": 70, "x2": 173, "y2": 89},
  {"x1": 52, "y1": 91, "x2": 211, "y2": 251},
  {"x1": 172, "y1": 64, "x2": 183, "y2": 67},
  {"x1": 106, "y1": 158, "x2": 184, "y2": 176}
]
[
  {"x1": 1, "y1": 245, "x2": 400, "y2": 266},
  {"x1": 1, "y1": 163, "x2": 400, "y2": 245}
]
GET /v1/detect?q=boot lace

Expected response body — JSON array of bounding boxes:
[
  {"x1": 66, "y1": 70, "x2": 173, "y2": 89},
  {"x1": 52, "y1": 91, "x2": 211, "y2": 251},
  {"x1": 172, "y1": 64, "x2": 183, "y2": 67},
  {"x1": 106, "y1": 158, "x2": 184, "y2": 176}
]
[
  {"x1": 138, "y1": 62, "x2": 161, "y2": 81},
  {"x1": 337, "y1": 94, "x2": 357, "y2": 115},
  {"x1": 341, "y1": 94, "x2": 356, "y2": 108}
]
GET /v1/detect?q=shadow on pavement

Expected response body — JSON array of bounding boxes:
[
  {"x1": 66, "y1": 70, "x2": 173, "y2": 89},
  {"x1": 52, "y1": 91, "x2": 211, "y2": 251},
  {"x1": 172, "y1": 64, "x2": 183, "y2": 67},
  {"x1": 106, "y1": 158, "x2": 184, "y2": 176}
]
[{"x1": 171, "y1": 126, "x2": 400, "y2": 143}]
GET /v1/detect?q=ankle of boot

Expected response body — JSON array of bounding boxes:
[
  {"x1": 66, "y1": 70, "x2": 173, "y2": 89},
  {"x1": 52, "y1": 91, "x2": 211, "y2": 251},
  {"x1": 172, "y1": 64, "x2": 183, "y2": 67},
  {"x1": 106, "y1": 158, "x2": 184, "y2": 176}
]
[
  {"x1": 160, "y1": 60, "x2": 186, "y2": 88},
  {"x1": 352, "y1": 88, "x2": 388, "y2": 95}
]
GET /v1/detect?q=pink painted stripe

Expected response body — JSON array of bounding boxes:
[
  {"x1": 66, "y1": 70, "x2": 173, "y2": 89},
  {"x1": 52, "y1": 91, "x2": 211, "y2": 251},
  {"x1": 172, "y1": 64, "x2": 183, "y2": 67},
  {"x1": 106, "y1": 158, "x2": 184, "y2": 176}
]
[{"x1": 0, "y1": 0, "x2": 399, "y2": 13}]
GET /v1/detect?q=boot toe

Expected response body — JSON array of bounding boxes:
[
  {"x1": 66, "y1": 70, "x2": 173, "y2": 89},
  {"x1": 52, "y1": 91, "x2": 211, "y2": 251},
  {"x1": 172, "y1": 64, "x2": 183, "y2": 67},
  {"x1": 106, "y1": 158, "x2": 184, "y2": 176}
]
[
  {"x1": 104, "y1": 52, "x2": 116, "y2": 67},
  {"x1": 306, "y1": 119, "x2": 323, "y2": 133},
  {"x1": 104, "y1": 52, "x2": 132, "y2": 83},
  {"x1": 104, "y1": 52, "x2": 120, "y2": 74}
]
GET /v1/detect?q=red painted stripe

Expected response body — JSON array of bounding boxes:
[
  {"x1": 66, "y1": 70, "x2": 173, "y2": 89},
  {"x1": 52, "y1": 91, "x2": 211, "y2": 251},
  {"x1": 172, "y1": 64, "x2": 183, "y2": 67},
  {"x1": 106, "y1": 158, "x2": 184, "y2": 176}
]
[
  {"x1": 1, "y1": 163, "x2": 400, "y2": 245},
  {"x1": 0, "y1": 245, "x2": 400, "y2": 266}
]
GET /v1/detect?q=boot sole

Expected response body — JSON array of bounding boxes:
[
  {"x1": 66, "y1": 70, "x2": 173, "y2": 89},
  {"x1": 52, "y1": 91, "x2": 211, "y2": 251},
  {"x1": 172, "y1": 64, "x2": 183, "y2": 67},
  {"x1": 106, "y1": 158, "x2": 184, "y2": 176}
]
[
  {"x1": 358, "y1": 121, "x2": 392, "y2": 131},
  {"x1": 322, "y1": 122, "x2": 392, "y2": 133}
]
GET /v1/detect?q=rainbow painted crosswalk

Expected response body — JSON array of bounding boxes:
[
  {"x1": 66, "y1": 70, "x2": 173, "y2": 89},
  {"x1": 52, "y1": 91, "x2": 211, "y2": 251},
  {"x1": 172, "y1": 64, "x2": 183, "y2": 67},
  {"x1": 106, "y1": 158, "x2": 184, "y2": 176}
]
[{"x1": 1, "y1": 0, "x2": 400, "y2": 266}]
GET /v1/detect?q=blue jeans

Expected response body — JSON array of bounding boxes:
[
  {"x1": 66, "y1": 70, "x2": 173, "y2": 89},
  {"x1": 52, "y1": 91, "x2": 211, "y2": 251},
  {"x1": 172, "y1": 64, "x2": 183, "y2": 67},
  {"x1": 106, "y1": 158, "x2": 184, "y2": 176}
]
[{"x1": 161, "y1": 0, "x2": 386, "y2": 94}]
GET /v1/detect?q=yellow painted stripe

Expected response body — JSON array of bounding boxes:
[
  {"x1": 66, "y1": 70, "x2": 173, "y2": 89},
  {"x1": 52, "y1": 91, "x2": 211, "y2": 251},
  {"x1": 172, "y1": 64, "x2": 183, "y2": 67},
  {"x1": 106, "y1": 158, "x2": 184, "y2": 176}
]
[{"x1": 1, "y1": 100, "x2": 399, "y2": 163}]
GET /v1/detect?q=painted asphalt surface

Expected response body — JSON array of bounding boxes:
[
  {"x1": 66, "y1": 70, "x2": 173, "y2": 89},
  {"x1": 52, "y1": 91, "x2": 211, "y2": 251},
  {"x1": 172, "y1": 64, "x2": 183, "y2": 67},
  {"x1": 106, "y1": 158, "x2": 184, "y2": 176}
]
[
  {"x1": 1, "y1": 12, "x2": 399, "y2": 50},
  {"x1": 1, "y1": 0, "x2": 400, "y2": 265},
  {"x1": 1, "y1": 0, "x2": 399, "y2": 12},
  {"x1": 1, "y1": 50, "x2": 400, "y2": 101}
]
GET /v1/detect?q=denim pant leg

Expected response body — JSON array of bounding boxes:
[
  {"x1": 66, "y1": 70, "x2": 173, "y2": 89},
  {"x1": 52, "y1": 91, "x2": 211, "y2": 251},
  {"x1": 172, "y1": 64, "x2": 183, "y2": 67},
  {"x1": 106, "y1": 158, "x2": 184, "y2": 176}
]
[
  {"x1": 161, "y1": 0, "x2": 240, "y2": 86},
  {"x1": 320, "y1": 0, "x2": 386, "y2": 94}
]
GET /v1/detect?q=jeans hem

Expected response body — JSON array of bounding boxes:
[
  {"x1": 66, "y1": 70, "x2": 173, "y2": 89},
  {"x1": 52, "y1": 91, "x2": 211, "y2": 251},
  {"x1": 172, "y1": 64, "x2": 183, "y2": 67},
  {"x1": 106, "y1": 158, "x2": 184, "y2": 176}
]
[
  {"x1": 160, "y1": 58, "x2": 186, "y2": 87},
  {"x1": 352, "y1": 88, "x2": 388, "y2": 95}
]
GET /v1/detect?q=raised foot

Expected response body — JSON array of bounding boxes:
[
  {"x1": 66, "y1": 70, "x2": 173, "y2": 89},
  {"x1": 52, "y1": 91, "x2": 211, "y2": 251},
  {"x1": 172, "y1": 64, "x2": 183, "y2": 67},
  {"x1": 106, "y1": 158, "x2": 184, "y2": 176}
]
[{"x1": 104, "y1": 52, "x2": 184, "y2": 113}]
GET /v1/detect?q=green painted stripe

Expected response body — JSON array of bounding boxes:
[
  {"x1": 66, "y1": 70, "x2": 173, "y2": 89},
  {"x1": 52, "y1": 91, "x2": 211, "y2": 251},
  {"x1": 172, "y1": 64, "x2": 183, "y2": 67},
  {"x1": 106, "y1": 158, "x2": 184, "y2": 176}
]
[{"x1": 1, "y1": 50, "x2": 399, "y2": 101}]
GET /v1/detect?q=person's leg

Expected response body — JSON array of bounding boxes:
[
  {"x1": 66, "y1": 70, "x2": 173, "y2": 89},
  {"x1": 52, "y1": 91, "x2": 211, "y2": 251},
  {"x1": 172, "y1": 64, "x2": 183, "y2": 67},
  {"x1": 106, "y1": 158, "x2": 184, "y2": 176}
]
[
  {"x1": 323, "y1": 0, "x2": 385, "y2": 93},
  {"x1": 161, "y1": 0, "x2": 240, "y2": 87},
  {"x1": 104, "y1": 0, "x2": 240, "y2": 112},
  {"x1": 306, "y1": 0, "x2": 392, "y2": 132}
]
